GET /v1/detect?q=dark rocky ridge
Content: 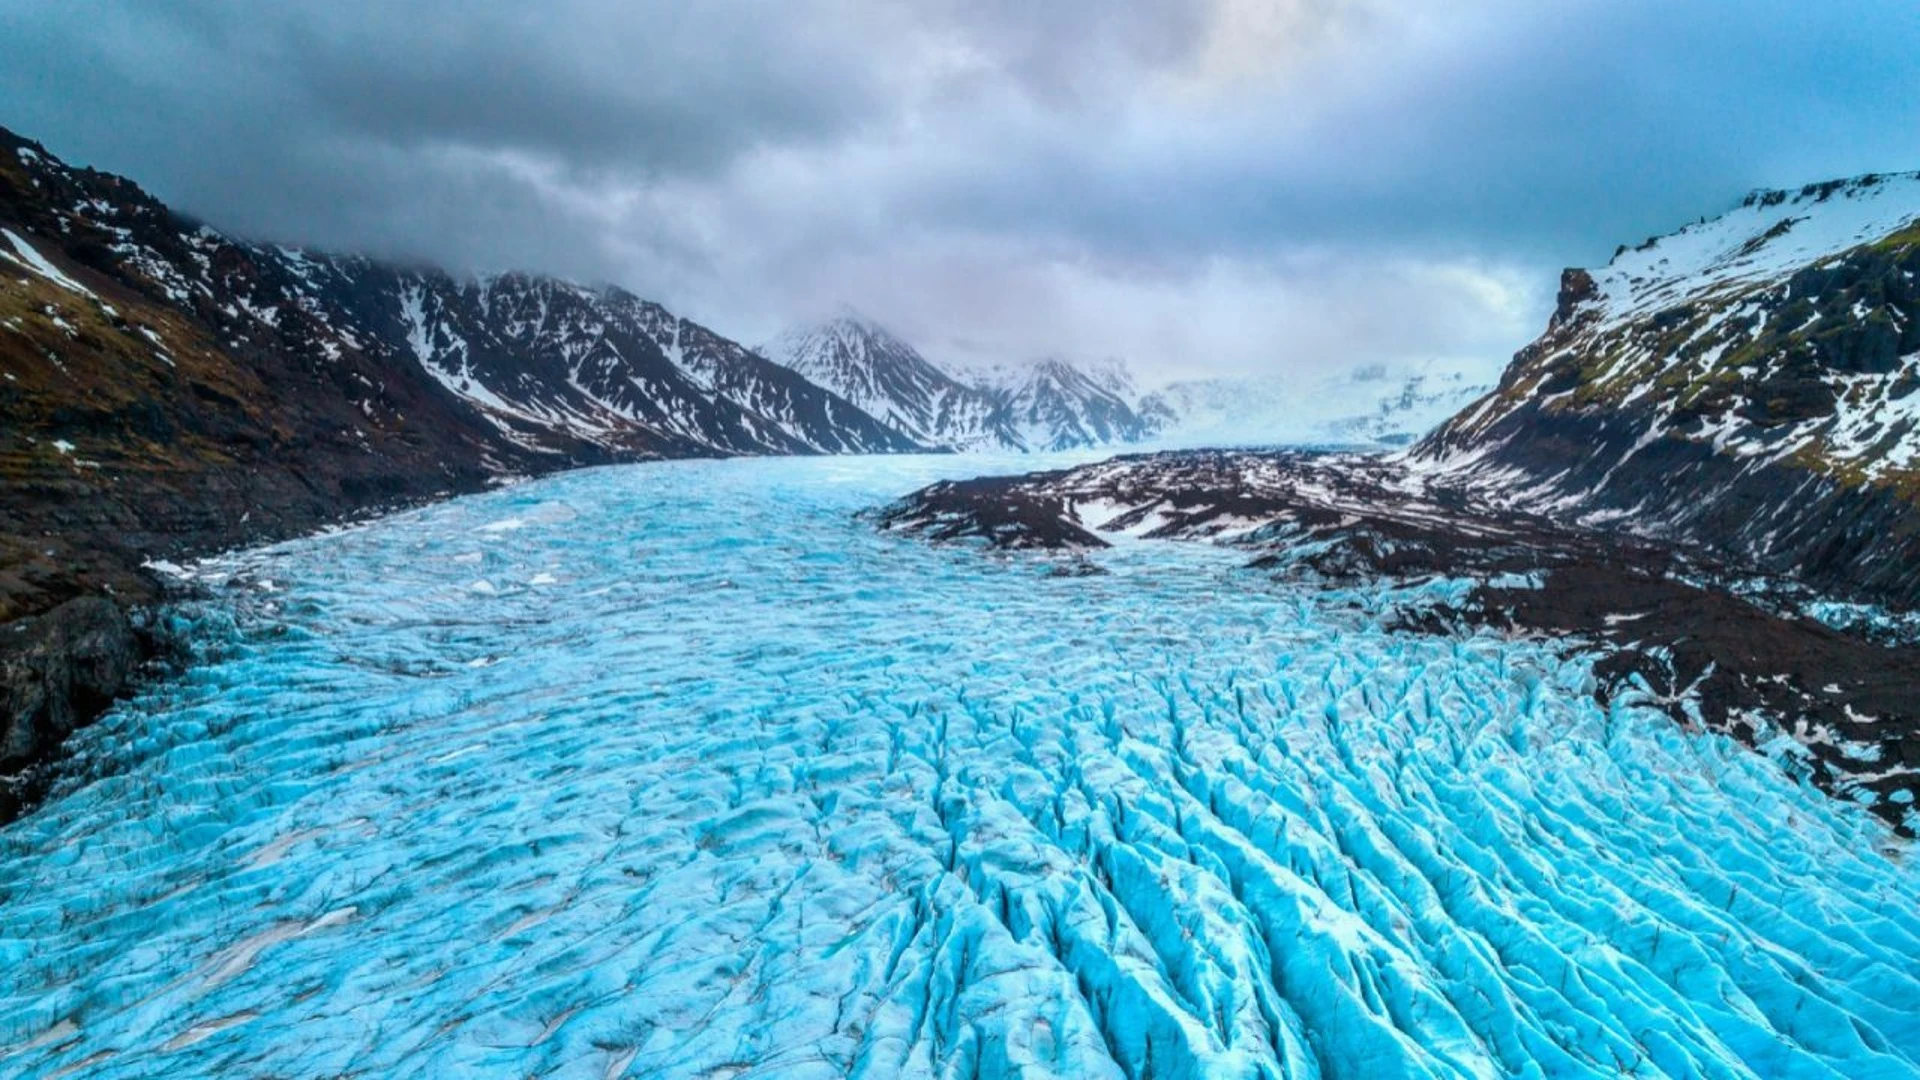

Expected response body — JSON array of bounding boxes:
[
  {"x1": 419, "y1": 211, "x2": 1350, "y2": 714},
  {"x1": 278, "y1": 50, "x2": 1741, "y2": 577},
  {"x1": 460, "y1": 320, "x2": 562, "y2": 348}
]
[
  {"x1": 0, "y1": 599, "x2": 147, "y2": 821},
  {"x1": 877, "y1": 450, "x2": 1920, "y2": 835},
  {"x1": 1415, "y1": 175, "x2": 1920, "y2": 611},
  {"x1": 0, "y1": 126, "x2": 921, "y2": 819}
]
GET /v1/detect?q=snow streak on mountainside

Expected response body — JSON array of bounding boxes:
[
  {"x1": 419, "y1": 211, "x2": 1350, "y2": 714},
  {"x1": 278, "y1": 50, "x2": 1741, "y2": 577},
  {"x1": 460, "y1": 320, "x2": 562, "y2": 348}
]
[
  {"x1": 366, "y1": 271, "x2": 919, "y2": 458},
  {"x1": 1144, "y1": 364, "x2": 1492, "y2": 448},
  {"x1": 1415, "y1": 171, "x2": 1920, "y2": 608},
  {"x1": 0, "y1": 127, "x2": 917, "y2": 470},
  {"x1": 764, "y1": 314, "x2": 1018, "y2": 450}
]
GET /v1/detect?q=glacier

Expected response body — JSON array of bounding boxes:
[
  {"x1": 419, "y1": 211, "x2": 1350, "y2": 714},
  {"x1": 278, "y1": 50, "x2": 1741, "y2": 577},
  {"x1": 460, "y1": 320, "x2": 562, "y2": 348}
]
[{"x1": 1, "y1": 454, "x2": 1917, "y2": 1079}]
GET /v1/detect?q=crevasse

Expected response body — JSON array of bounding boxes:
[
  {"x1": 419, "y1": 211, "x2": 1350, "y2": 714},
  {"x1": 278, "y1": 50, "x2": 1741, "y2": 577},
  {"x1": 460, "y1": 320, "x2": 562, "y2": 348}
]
[{"x1": 0, "y1": 454, "x2": 1915, "y2": 1079}]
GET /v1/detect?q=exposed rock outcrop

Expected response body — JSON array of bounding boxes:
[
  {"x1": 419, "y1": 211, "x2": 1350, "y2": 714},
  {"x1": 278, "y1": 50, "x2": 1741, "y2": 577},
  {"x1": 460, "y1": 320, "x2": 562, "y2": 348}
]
[{"x1": 1, "y1": 598, "x2": 144, "y2": 820}]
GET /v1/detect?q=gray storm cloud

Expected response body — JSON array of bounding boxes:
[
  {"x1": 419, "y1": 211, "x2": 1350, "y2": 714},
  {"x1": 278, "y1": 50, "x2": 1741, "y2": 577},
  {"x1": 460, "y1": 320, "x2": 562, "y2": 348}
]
[{"x1": 2, "y1": 0, "x2": 1916, "y2": 383}]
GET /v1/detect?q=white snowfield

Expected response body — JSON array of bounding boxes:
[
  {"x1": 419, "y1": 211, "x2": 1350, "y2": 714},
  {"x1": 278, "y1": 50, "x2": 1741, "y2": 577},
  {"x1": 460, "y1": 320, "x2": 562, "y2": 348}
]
[
  {"x1": 1, "y1": 456, "x2": 1914, "y2": 1079},
  {"x1": 1594, "y1": 172, "x2": 1920, "y2": 328},
  {"x1": 1145, "y1": 365, "x2": 1494, "y2": 450}
]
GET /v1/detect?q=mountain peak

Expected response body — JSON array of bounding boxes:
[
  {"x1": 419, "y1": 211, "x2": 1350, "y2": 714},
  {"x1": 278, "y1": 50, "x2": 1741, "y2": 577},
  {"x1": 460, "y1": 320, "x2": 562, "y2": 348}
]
[
  {"x1": 1416, "y1": 163, "x2": 1920, "y2": 608},
  {"x1": 826, "y1": 301, "x2": 883, "y2": 326},
  {"x1": 765, "y1": 314, "x2": 1020, "y2": 451},
  {"x1": 765, "y1": 321, "x2": 1171, "y2": 453},
  {"x1": 1590, "y1": 170, "x2": 1920, "y2": 331},
  {"x1": 817, "y1": 308, "x2": 915, "y2": 351}
]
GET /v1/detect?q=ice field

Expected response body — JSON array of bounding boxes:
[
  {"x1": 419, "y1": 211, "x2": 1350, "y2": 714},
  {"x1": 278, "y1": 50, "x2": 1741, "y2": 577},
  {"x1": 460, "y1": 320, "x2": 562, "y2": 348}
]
[{"x1": 1, "y1": 454, "x2": 1917, "y2": 1078}]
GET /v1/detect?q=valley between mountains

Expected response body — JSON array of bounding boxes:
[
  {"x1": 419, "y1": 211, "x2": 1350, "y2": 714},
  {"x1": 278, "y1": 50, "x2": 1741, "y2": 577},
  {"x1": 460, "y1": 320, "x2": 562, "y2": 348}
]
[
  {"x1": 3, "y1": 124, "x2": 1919, "y2": 844},
  {"x1": 0, "y1": 127, "x2": 1172, "y2": 814},
  {"x1": 0, "y1": 125, "x2": 1482, "y2": 817},
  {"x1": 880, "y1": 172, "x2": 1920, "y2": 835},
  {"x1": 2, "y1": 123, "x2": 1920, "y2": 1080}
]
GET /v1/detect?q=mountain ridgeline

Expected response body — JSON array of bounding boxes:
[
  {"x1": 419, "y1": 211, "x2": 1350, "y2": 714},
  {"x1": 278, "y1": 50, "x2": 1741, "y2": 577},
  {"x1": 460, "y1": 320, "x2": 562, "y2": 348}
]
[
  {"x1": 0, "y1": 126, "x2": 921, "y2": 614},
  {"x1": 877, "y1": 172, "x2": 1920, "y2": 832},
  {"x1": 0, "y1": 125, "x2": 1168, "y2": 807},
  {"x1": 764, "y1": 315, "x2": 1168, "y2": 452},
  {"x1": 1414, "y1": 172, "x2": 1920, "y2": 609}
]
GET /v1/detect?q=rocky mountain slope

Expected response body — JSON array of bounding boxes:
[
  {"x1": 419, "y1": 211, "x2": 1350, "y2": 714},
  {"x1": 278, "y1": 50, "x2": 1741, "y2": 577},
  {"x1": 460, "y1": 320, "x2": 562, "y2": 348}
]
[
  {"x1": 768, "y1": 313, "x2": 1169, "y2": 451},
  {"x1": 367, "y1": 273, "x2": 918, "y2": 460},
  {"x1": 764, "y1": 314, "x2": 1017, "y2": 450},
  {"x1": 0, "y1": 126, "x2": 917, "y2": 814},
  {"x1": 1414, "y1": 172, "x2": 1920, "y2": 608},
  {"x1": 984, "y1": 355, "x2": 1168, "y2": 451}
]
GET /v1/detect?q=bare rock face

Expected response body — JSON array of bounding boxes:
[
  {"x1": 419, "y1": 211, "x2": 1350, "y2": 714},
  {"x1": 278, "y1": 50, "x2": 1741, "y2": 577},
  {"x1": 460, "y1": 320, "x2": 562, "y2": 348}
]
[{"x1": 1, "y1": 597, "x2": 144, "y2": 821}]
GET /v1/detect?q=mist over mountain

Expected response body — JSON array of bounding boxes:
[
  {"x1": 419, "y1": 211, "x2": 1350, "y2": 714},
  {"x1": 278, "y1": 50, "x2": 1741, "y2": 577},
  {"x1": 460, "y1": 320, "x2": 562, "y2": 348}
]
[{"x1": 10, "y1": 2, "x2": 1916, "y2": 390}]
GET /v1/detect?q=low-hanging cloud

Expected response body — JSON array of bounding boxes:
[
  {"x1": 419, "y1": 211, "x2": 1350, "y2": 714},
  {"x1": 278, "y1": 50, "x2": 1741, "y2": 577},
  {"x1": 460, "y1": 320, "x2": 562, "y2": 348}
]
[{"x1": 2, "y1": 0, "x2": 1916, "y2": 384}]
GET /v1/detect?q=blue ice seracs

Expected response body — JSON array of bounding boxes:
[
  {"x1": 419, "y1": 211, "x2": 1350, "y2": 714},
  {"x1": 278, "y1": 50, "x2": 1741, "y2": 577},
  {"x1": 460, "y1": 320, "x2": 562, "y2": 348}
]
[{"x1": 1, "y1": 454, "x2": 1916, "y2": 1078}]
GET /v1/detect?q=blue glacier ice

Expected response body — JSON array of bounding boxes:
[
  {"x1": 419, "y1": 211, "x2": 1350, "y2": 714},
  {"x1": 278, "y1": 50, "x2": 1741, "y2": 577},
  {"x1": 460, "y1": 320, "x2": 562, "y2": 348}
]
[{"x1": 1, "y1": 454, "x2": 1917, "y2": 1079}]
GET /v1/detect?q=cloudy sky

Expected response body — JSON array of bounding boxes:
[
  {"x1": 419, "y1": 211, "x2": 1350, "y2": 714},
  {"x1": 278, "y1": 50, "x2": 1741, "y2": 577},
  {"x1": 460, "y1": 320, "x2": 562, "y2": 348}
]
[{"x1": 4, "y1": 0, "x2": 1917, "y2": 384}]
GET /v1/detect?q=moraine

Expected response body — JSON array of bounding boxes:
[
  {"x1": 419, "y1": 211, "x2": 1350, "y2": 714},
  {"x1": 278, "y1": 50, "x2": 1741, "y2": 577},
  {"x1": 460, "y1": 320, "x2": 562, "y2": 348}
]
[{"x1": 2, "y1": 454, "x2": 1917, "y2": 1079}]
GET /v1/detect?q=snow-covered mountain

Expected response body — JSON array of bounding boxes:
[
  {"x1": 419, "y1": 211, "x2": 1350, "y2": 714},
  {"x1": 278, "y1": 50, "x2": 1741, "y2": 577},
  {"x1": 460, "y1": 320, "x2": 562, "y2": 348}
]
[
  {"x1": 0, "y1": 121, "x2": 931, "y2": 753},
  {"x1": 762, "y1": 314, "x2": 1016, "y2": 451},
  {"x1": 976, "y1": 356, "x2": 1167, "y2": 452},
  {"x1": 1322, "y1": 366, "x2": 1494, "y2": 444},
  {"x1": 765, "y1": 312, "x2": 1497, "y2": 455},
  {"x1": 341, "y1": 269, "x2": 922, "y2": 458},
  {"x1": 1415, "y1": 170, "x2": 1920, "y2": 607},
  {"x1": 0, "y1": 126, "x2": 919, "y2": 478},
  {"x1": 767, "y1": 314, "x2": 1168, "y2": 452},
  {"x1": 1143, "y1": 363, "x2": 1493, "y2": 448}
]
